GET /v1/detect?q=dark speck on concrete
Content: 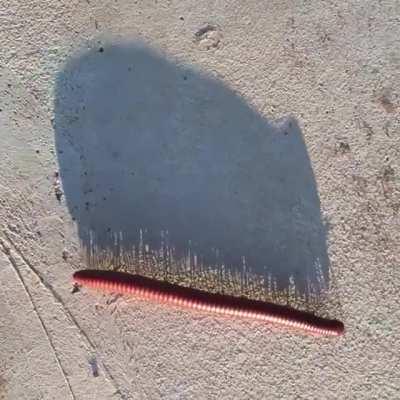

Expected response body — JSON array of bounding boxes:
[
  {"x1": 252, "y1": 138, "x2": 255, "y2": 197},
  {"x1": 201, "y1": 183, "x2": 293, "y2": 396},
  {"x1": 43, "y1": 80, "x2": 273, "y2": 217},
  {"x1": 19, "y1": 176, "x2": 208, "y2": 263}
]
[
  {"x1": 382, "y1": 165, "x2": 395, "y2": 182},
  {"x1": 379, "y1": 93, "x2": 396, "y2": 113},
  {"x1": 89, "y1": 357, "x2": 99, "y2": 377},
  {"x1": 195, "y1": 24, "x2": 217, "y2": 38},
  {"x1": 99, "y1": 47, "x2": 104, "y2": 53},
  {"x1": 55, "y1": 191, "x2": 63, "y2": 202},
  {"x1": 62, "y1": 249, "x2": 69, "y2": 260},
  {"x1": 71, "y1": 283, "x2": 80, "y2": 294},
  {"x1": 338, "y1": 142, "x2": 350, "y2": 154},
  {"x1": 359, "y1": 118, "x2": 374, "y2": 141}
]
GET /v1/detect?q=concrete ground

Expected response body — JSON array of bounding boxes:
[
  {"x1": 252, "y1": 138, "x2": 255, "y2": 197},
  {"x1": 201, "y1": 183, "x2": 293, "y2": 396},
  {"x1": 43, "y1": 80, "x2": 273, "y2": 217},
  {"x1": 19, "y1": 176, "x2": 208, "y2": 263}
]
[{"x1": 0, "y1": 1, "x2": 399, "y2": 399}]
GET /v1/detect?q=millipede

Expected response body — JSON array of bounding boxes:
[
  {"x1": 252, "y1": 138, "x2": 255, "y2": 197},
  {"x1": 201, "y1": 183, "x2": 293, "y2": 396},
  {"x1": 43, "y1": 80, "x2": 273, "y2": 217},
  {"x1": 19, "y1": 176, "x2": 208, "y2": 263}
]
[{"x1": 73, "y1": 269, "x2": 344, "y2": 337}]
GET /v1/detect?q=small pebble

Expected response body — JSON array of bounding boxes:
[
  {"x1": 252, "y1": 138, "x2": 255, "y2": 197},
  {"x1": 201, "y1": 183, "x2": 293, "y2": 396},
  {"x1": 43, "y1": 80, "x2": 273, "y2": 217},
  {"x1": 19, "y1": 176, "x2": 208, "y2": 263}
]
[{"x1": 62, "y1": 249, "x2": 69, "y2": 260}]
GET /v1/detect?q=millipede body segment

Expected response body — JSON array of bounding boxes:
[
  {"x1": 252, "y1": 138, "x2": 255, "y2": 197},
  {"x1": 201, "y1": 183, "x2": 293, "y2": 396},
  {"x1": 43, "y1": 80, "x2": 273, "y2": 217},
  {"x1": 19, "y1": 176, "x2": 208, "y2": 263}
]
[{"x1": 73, "y1": 269, "x2": 344, "y2": 337}]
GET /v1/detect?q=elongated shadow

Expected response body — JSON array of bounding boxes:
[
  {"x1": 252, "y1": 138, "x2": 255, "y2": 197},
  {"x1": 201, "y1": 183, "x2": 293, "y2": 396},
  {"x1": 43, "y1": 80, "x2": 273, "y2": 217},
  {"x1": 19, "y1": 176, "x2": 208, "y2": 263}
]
[{"x1": 54, "y1": 42, "x2": 329, "y2": 298}]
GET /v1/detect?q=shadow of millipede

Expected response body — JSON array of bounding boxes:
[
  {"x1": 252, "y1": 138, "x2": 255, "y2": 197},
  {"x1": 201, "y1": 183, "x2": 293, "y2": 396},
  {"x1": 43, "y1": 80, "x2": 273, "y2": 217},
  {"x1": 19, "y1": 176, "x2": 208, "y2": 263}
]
[{"x1": 54, "y1": 41, "x2": 334, "y2": 314}]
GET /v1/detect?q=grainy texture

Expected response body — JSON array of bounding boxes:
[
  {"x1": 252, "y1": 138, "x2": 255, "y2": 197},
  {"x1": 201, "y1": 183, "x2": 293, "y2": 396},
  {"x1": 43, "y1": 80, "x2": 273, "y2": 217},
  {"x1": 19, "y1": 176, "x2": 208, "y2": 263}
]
[{"x1": 0, "y1": 1, "x2": 399, "y2": 399}]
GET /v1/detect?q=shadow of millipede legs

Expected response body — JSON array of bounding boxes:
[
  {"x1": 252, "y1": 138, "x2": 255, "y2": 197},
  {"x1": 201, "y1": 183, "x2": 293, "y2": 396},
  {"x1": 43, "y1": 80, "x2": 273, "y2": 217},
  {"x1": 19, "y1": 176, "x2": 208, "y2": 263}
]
[{"x1": 54, "y1": 42, "x2": 330, "y2": 301}]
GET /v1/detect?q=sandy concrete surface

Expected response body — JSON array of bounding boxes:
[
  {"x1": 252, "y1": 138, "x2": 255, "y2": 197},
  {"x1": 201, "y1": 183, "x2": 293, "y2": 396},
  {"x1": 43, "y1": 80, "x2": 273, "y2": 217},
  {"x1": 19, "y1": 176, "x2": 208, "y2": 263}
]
[{"x1": 1, "y1": 1, "x2": 399, "y2": 399}]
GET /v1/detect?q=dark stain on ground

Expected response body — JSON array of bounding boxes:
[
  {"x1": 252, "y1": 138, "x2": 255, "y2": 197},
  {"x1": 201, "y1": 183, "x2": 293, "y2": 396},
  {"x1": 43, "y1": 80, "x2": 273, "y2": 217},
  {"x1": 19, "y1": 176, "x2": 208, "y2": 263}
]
[
  {"x1": 71, "y1": 283, "x2": 80, "y2": 294},
  {"x1": 382, "y1": 165, "x2": 395, "y2": 182},
  {"x1": 337, "y1": 141, "x2": 350, "y2": 154},
  {"x1": 352, "y1": 175, "x2": 368, "y2": 195},
  {"x1": 88, "y1": 357, "x2": 99, "y2": 377},
  {"x1": 378, "y1": 93, "x2": 396, "y2": 113},
  {"x1": 194, "y1": 24, "x2": 217, "y2": 38},
  {"x1": 359, "y1": 118, "x2": 374, "y2": 141}
]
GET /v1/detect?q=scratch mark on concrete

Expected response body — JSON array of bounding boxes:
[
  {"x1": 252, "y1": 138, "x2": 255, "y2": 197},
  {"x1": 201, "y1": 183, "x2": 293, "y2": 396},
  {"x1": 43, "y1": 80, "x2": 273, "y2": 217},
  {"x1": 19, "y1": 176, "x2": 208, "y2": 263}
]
[
  {"x1": 0, "y1": 230, "x2": 125, "y2": 399},
  {"x1": 0, "y1": 238, "x2": 77, "y2": 400}
]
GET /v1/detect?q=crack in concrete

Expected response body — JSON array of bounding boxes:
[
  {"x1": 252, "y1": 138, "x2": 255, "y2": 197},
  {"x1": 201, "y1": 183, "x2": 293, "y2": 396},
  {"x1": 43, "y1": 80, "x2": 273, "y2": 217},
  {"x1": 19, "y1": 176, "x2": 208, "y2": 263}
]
[
  {"x1": 0, "y1": 237, "x2": 77, "y2": 400},
  {"x1": 1, "y1": 231, "x2": 125, "y2": 400}
]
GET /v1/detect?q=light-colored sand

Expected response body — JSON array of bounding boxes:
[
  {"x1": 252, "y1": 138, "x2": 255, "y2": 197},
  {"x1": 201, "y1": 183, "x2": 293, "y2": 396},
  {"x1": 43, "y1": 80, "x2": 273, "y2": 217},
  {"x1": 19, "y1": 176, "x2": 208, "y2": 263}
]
[{"x1": 1, "y1": 1, "x2": 399, "y2": 399}]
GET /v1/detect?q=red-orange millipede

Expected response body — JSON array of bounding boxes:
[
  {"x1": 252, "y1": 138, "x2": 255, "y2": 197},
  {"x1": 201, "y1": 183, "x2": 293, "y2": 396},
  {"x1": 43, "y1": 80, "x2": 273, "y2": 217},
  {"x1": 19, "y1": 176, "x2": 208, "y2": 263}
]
[{"x1": 73, "y1": 269, "x2": 344, "y2": 337}]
